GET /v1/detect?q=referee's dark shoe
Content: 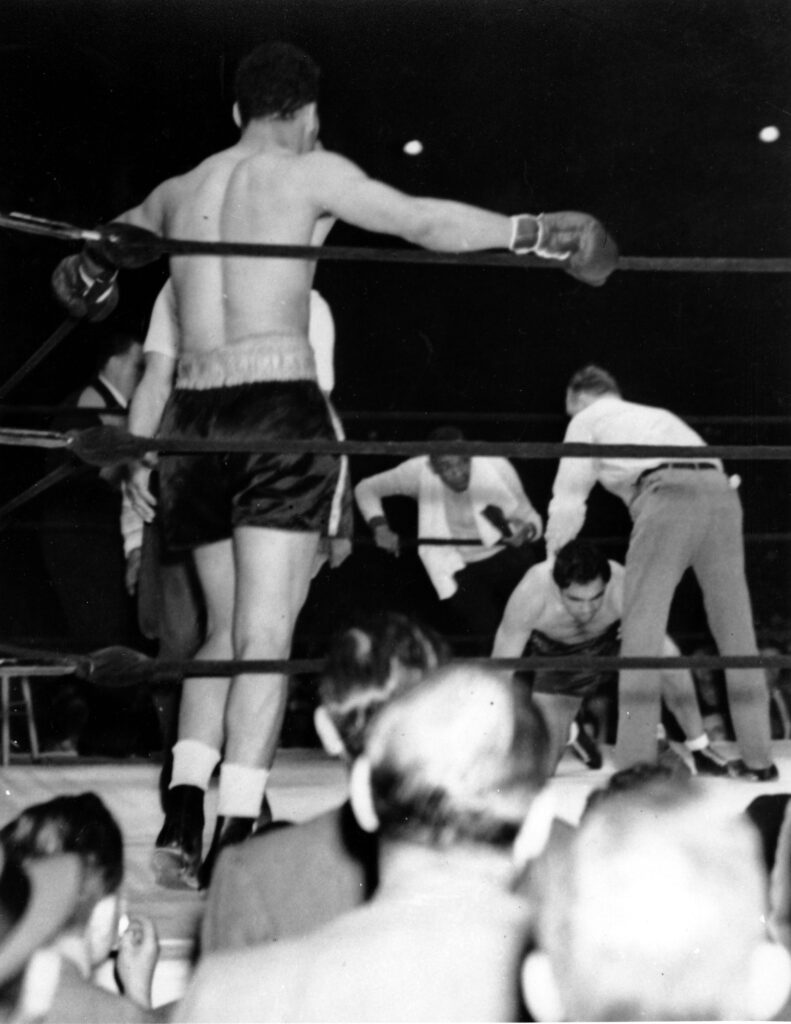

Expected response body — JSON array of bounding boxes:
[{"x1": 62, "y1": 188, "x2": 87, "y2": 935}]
[{"x1": 727, "y1": 759, "x2": 780, "y2": 783}]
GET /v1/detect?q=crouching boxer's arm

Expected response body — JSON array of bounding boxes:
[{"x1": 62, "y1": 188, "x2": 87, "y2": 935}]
[{"x1": 492, "y1": 567, "x2": 544, "y2": 675}]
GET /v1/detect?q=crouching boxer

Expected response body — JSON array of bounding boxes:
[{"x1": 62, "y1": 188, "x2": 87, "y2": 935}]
[
  {"x1": 52, "y1": 41, "x2": 618, "y2": 889},
  {"x1": 493, "y1": 539, "x2": 734, "y2": 775}
]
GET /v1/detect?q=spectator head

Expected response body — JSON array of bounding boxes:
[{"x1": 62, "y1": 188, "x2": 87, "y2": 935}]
[
  {"x1": 97, "y1": 330, "x2": 144, "y2": 403},
  {"x1": 0, "y1": 793, "x2": 124, "y2": 968},
  {"x1": 350, "y1": 663, "x2": 552, "y2": 863},
  {"x1": 552, "y1": 540, "x2": 611, "y2": 627},
  {"x1": 315, "y1": 612, "x2": 448, "y2": 761},
  {"x1": 523, "y1": 776, "x2": 791, "y2": 1021},
  {"x1": 0, "y1": 842, "x2": 82, "y2": 1008},
  {"x1": 581, "y1": 760, "x2": 680, "y2": 820},
  {"x1": 427, "y1": 425, "x2": 471, "y2": 493},
  {"x1": 565, "y1": 364, "x2": 620, "y2": 416}
]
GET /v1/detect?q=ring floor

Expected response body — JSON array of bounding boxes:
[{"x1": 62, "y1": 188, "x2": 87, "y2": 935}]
[{"x1": 1, "y1": 741, "x2": 788, "y2": 1007}]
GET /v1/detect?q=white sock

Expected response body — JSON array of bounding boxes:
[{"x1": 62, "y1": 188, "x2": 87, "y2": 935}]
[
  {"x1": 685, "y1": 734, "x2": 710, "y2": 753},
  {"x1": 170, "y1": 739, "x2": 221, "y2": 791},
  {"x1": 218, "y1": 763, "x2": 269, "y2": 818},
  {"x1": 568, "y1": 720, "x2": 579, "y2": 745}
]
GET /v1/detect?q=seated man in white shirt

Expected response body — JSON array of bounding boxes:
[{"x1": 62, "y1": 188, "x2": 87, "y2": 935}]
[
  {"x1": 493, "y1": 538, "x2": 735, "y2": 776},
  {"x1": 544, "y1": 364, "x2": 774, "y2": 778},
  {"x1": 355, "y1": 425, "x2": 543, "y2": 652}
]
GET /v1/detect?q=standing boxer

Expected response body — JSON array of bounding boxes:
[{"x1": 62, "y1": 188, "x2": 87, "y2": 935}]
[{"x1": 53, "y1": 43, "x2": 618, "y2": 888}]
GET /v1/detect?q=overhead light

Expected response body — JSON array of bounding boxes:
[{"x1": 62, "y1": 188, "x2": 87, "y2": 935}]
[
  {"x1": 758, "y1": 125, "x2": 780, "y2": 143},
  {"x1": 403, "y1": 139, "x2": 424, "y2": 156}
]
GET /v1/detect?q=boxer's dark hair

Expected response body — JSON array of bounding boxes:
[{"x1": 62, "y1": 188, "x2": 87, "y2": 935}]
[
  {"x1": 552, "y1": 539, "x2": 611, "y2": 590},
  {"x1": 235, "y1": 42, "x2": 320, "y2": 125},
  {"x1": 567, "y1": 364, "x2": 621, "y2": 397}
]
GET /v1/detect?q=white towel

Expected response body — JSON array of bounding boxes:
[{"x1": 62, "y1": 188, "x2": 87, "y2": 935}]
[{"x1": 417, "y1": 458, "x2": 522, "y2": 599}]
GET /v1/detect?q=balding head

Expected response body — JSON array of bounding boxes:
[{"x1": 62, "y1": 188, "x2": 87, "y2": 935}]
[
  {"x1": 525, "y1": 777, "x2": 791, "y2": 1021},
  {"x1": 362, "y1": 663, "x2": 550, "y2": 850}
]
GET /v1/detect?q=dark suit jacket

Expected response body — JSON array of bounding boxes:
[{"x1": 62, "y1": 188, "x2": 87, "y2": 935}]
[{"x1": 200, "y1": 801, "x2": 378, "y2": 954}]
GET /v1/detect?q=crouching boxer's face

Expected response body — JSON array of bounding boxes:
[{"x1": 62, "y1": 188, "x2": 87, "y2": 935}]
[{"x1": 558, "y1": 577, "x2": 606, "y2": 626}]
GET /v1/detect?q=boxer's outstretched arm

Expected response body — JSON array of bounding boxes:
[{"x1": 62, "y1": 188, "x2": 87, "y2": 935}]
[{"x1": 306, "y1": 151, "x2": 617, "y2": 284}]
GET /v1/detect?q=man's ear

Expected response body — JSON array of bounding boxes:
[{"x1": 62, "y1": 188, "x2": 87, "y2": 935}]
[
  {"x1": 521, "y1": 951, "x2": 565, "y2": 1022},
  {"x1": 349, "y1": 756, "x2": 379, "y2": 833},
  {"x1": 232, "y1": 102, "x2": 242, "y2": 129},
  {"x1": 314, "y1": 706, "x2": 346, "y2": 758},
  {"x1": 305, "y1": 103, "x2": 320, "y2": 149},
  {"x1": 747, "y1": 941, "x2": 791, "y2": 1020},
  {"x1": 513, "y1": 789, "x2": 556, "y2": 871}
]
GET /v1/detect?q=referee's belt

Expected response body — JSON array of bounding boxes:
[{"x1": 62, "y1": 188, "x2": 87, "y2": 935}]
[{"x1": 635, "y1": 461, "x2": 718, "y2": 486}]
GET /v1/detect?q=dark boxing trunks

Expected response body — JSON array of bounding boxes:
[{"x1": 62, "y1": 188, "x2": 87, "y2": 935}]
[
  {"x1": 158, "y1": 380, "x2": 339, "y2": 551},
  {"x1": 528, "y1": 621, "x2": 620, "y2": 698}
]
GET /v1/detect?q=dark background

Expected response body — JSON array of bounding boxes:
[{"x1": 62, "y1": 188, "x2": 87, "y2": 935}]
[{"x1": 0, "y1": 0, "x2": 789, "y2": 661}]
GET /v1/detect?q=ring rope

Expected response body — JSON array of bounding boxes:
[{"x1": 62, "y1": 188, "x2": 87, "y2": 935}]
[
  {"x1": 3, "y1": 424, "x2": 791, "y2": 464},
  {"x1": 0, "y1": 318, "x2": 80, "y2": 401},
  {"x1": 4, "y1": 405, "x2": 791, "y2": 430},
  {"x1": 1, "y1": 642, "x2": 790, "y2": 688},
  {"x1": 0, "y1": 463, "x2": 89, "y2": 525},
  {"x1": 3, "y1": 518, "x2": 791, "y2": 548},
  {"x1": 2, "y1": 210, "x2": 790, "y2": 274},
  {"x1": 66, "y1": 426, "x2": 791, "y2": 464}
]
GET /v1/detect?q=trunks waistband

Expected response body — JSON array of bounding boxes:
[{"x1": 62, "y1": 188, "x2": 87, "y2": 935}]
[{"x1": 175, "y1": 335, "x2": 317, "y2": 390}]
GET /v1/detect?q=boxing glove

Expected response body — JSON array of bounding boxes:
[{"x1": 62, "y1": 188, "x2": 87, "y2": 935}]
[
  {"x1": 510, "y1": 211, "x2": 618, "y2": 286},
  {"x1": 51, "y1": 222, "x2": 162, "y2": 320},
  {"x1": 51, "y1": 248, "x2": 119, "y2": 322}
]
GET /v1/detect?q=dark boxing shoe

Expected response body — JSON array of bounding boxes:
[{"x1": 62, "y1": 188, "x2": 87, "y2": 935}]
[
  {"x1": 727, "y1": 760, "x2": 780, "y2": 783},
  {"x1": 198, "y1": 815, "x2": 256, "y2": 891},
  {"x1": 569, "y1": 723, "x2": 603, "y2": 770},
  {"x1": 151, "y1": 784, "x2": 204, "y2": 890},
  {"x1": 691, "y1": 746, "x2": 737, "y2": 778},
  {"x1": 198, "y1": 795, "x2": 274, "y2": 890}
]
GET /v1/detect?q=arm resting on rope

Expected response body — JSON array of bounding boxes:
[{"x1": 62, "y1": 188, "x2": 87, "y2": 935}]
[{"x1": 50, "y1": 179, "x2": 175, "y2": 321}]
